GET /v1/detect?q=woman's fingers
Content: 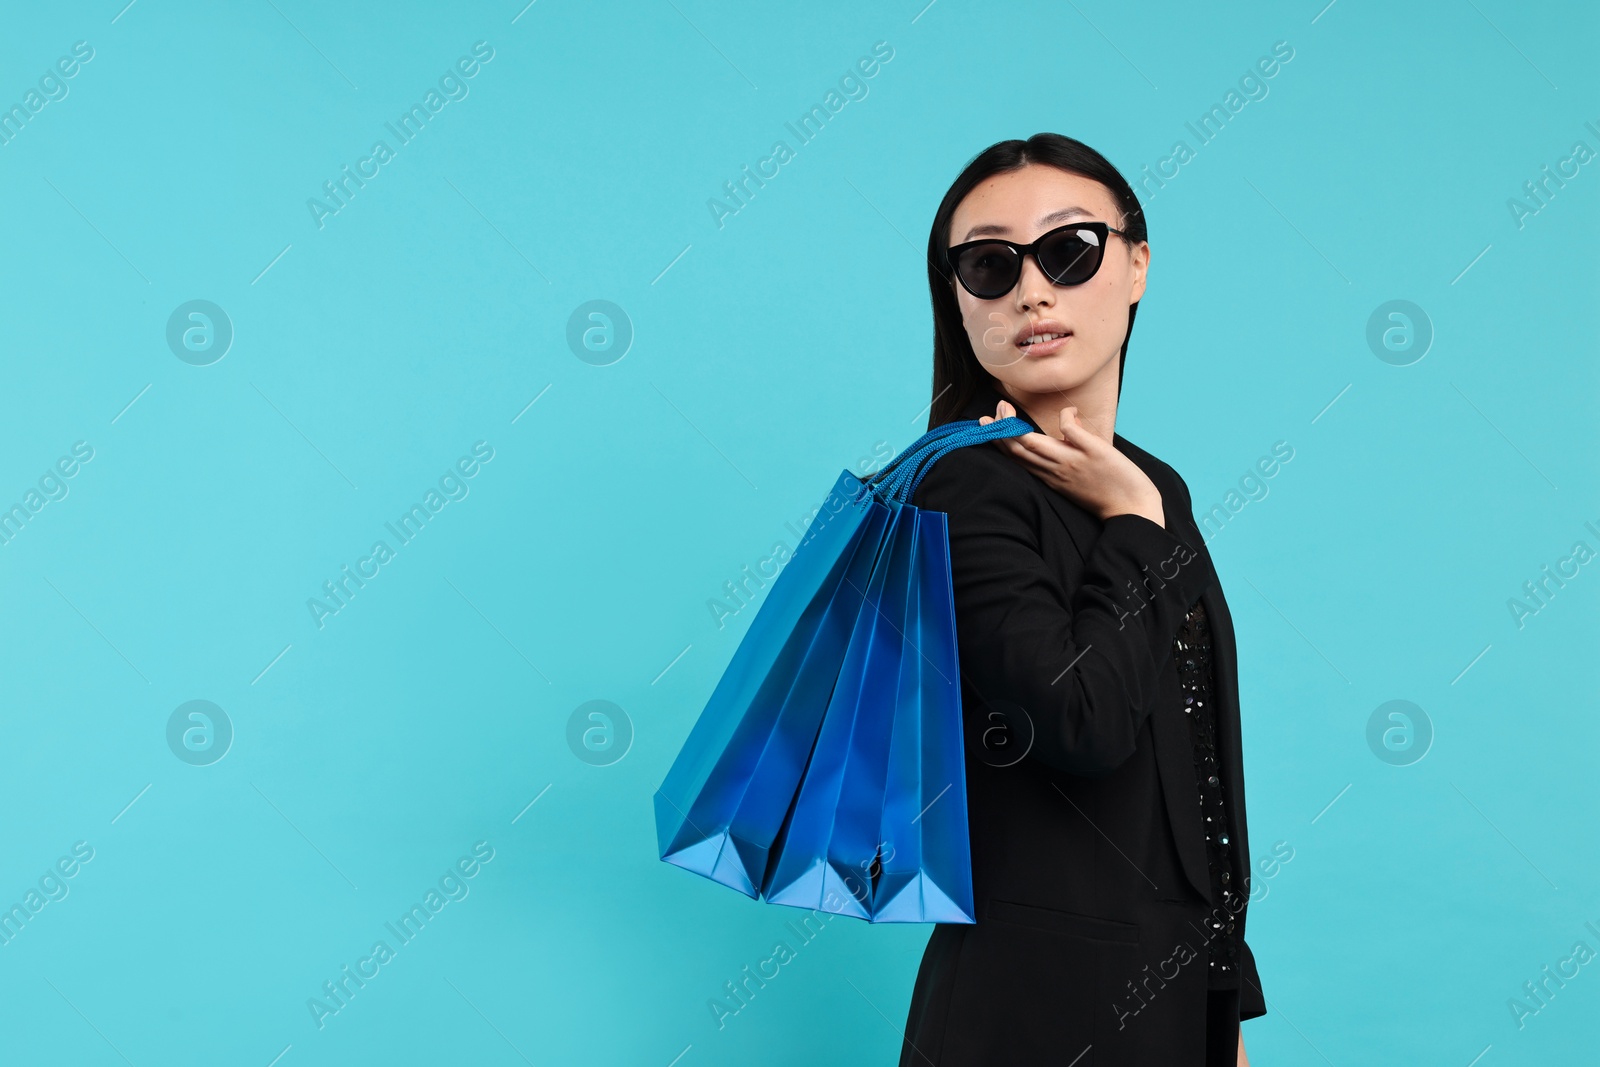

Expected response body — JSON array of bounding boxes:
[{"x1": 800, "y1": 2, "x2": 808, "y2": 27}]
[
  {"x1": 1056, "y1": 405, "x2": 1093, "y2": 448},
  {"x1": 1010, "y1": 432, "x2": 1049, "y2": 457},
  {"x1": 1005, "y1": 436, "x2": 1069, "y2": 478},
  {"x1": 987, "y1": 400, "x2": 1088, "y2": 482},
  {"x1": 1056, "y1": 407, "x2": 1118, "y2": 472},
  {"x1": 1014, "y1": 427, "x2": 1084, "y2": 466},
  {"x1": 996, "y1": 437, "x2": 1048, "y2": 473},
  {"x1": 994, "y1": 436, "x2": 1029, "y2": 461}
]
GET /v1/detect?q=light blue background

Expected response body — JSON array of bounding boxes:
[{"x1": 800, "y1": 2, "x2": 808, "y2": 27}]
[{"x1": 1, "y1": 1, "x2": 1596, "y2": 1064}]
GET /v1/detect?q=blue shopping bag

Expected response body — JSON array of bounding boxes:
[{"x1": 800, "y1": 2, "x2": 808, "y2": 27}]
[
  {"x1": 654, "y1": 469, "x2": 889, "y2": 898},
  {"x1": 872, "y1": 507, "x2": 975, "y2": 923},
  {"x1": 655, "y1": 416, "x2": 1033, "y2": 916},
  {"x1": 763, "y1": 500, "x2": 922, "y2": 918}
]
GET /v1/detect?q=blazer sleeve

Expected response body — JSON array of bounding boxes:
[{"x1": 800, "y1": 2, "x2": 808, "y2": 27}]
[
  {"x1": 1238, "y1": 938, "x2": 1267, "y2": 1019},
  {"x1": 911, "y1": 446, "x2": 1214, "y2": 778}
]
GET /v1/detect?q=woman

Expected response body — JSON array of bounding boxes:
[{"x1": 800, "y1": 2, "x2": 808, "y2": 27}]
[{"x1": 899, "y1": 134, "x2": 1266, "y2": 1066}]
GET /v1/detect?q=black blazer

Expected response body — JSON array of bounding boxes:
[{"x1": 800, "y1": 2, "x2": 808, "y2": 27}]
[{"x1": 898, "y1": 379, "x2": 1266, "y2": 1066}]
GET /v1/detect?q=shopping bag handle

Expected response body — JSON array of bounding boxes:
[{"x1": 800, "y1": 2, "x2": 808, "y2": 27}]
[
  {"x1": 859, "y1": 420, "x2": 970, "y2": 496},
  {"x1": 864, "y1": 416, "x2": 1033, "y2": 505}
]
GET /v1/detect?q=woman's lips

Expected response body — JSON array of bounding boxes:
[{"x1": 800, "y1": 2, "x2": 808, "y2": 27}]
[{"x1": 1017, "y1": 333, "x2": 1070, "y2": 356}]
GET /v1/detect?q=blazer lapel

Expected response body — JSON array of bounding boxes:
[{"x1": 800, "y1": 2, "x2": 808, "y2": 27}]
[
  {"x1": 1145, "y1": 495, "x2": 1216, "y2": 908},
  {"x1": 1129, "y1": 458, "x2": 1218, "y2": 906}
]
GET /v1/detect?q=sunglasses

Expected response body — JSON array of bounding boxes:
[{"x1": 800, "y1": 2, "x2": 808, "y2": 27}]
[{"x1": 945, "y1": 220, "x2": 1130, "y2": 300}]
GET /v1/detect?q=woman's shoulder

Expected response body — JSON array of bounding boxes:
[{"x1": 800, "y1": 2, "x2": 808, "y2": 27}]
[{"x1": 907, "y1": 439, "x2": 1041, "y2": 517}]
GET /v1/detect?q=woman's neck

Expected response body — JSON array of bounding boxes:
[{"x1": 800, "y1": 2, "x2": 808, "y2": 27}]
[{"x1": 995, "y1": 376, "x2": 1119, "y2": 445}]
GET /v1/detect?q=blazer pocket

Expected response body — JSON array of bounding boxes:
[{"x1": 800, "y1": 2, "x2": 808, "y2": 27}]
[{"x1": 986, "y1": 898, "x2": 1141, "y2": 945}]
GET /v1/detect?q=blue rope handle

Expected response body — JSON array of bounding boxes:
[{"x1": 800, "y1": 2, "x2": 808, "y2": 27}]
[
  {"x1": 865, "y1": 416, "x2": 1033, "y2": 505},
  {"x1": 861, "y1": 421, "x2": 973, "y2": 497},
  {"x1": 875, "y1": 425, "x2": 992, "y2": 501},
  {"x1": 894, "y1": 417, "x2": 1033, "y2": 502},
  {"x1": 866, "y1": 417, "x2": 1029, "y2": 503}
]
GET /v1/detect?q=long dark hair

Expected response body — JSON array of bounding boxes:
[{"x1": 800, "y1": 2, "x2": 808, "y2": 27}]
[{"x1": 925, "y1": 133, "x2": 1148, "y2": 429}]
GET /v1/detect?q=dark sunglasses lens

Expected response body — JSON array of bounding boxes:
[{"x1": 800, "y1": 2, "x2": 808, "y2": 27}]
[
  {"x1": 1037, "y1": 227, "x2": 1105, "y2": 286},
  {"x1": 954, "y1": 245, "x2": 1019, "y2": 299}
]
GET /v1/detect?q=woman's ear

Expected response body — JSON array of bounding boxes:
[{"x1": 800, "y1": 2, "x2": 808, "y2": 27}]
[{"x1": 1128, "y1": 241, "x2": 1150, "y2": 305}]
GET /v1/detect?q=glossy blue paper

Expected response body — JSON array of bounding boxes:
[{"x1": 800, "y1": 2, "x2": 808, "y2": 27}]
[
  {"x1": 655, "y1": 416, "x2": 1033, "y2": 920},
  {"x1": 873, "y1": 509, "x2": 976, "y2": 923},
  {"x1": 653, "y1": 468, "x2": 887, "y2": 897},
  {"x1": 763, "y1": 500, "x2": 921, "y2": 918}
]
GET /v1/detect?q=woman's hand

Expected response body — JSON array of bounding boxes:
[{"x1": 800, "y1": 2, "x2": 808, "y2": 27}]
[{"x1": 979, "y1": 400, "x2": 1167, "y2": 528}]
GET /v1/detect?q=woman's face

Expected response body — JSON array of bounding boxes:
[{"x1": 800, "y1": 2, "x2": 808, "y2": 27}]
[{"x1": 946, "y1": 164, "x2": 1149, "y2": 404}]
